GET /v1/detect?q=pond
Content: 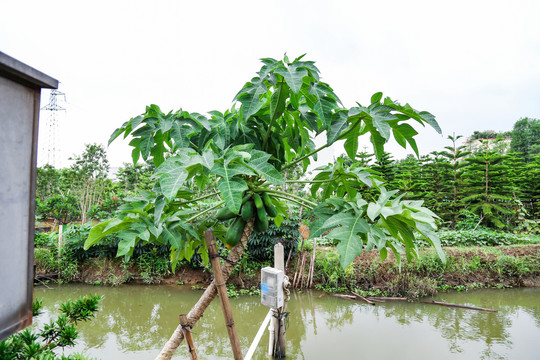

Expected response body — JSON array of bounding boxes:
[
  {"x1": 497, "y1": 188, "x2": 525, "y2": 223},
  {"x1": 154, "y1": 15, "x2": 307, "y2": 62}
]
[{"x1": 33, "y1": 285, "x2": 540, "y2": 359}]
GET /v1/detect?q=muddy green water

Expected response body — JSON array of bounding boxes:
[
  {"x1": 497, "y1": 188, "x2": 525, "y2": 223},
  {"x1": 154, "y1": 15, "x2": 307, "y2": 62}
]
[{"x1": 34, "y1": 285, "x2": 540, "y2": 360}]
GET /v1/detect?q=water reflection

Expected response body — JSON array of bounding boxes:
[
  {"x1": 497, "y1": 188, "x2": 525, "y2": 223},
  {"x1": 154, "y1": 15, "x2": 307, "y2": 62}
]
[{"x1": 34, "y1": 285, "x2": 540, "y2": 360}]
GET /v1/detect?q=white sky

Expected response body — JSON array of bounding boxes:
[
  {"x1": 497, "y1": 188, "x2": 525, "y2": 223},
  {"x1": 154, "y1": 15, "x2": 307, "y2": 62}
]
[{"x1": 1, "y1": 0, "x2": 539, "y2": 169}]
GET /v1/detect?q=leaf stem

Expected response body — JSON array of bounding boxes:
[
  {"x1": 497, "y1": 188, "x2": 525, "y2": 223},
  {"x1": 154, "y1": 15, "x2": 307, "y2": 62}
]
[
  {"x1": 265, "y1": 189, "x2": 317, "y2": 207},
  {"x1": 187, "y1": 201, "x2": 224, "y2": 222},
  {"x1": 269, "y1": 193, "x2": 314, "y2": 210},
  {"x1": 179, "y1": 192, "x2": 220, "y2": 206},
  {"x1": 262, "y1": 81, "x2": 285, "y2": 151},
  {"x1": 285, "y1": 179, "x2": 334, "y2": 184}
]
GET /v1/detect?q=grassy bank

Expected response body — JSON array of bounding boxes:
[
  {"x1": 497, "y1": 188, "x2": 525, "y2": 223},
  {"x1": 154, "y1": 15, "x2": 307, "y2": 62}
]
[
  {"x1": 306, "y1": 245, "x2": 540, "y2": 298},
  {"x1": 34, "y1": 241, "x2": 540, "y2": 299}
]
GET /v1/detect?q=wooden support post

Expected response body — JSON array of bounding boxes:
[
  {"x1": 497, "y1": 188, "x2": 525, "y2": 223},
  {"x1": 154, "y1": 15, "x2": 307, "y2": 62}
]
[
  {"x1": 179, "y1": 314, "x2": 198, "y2": 360},
  {"x1": 273, "y1": 243, "x2": 287, "y2": 358},
  {"x1": 204, "y1": 230, "x2": 244, "y2": 360}
]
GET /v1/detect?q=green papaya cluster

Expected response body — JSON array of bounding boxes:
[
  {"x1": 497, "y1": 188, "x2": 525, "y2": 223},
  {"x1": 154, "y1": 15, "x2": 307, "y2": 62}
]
[{"x1": 217, "y1": 191, "x2": 279, "y2": 249}]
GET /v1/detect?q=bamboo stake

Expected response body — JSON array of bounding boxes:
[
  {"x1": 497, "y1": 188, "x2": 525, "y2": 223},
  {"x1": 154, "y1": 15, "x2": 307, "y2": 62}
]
[
  {"x1": 307, "y1": 237, "x2": 317, "y2": 288},
  {"x1": 292, "y1": 223, "x2": 309, "y2": 287},
  {"x1": 205, "y1": 230, "x2": 244, "y2": 360},
  {"x1": 299, "y1": 253, "x2": 307, "y2": 289},
  {"x1": 422, "y1": 301, "x2": 497, "y2": 312},
  {"x1": 351, "y1": 291, "x2": 375, "y2": 306},
  {"x1": 179, "y1": 314, "x2": 198, "y2": 360}
]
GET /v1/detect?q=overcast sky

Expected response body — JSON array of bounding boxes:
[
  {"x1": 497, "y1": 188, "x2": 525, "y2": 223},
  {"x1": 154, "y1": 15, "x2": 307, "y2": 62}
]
[{"x1": 1, "y1": 0, "x2": 539, "y2": 169}]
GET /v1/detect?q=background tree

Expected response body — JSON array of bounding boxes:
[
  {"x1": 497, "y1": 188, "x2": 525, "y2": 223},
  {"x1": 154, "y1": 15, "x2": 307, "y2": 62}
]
[
  {"x1": 462, "y1": 139, "x2": 513, "y2": 229},
  {"x1": 510, "y1": 117, "x2": 540, "y2": 161},
  {"x1": 69, "y1": 143, "x2": 110, "y2": 223},
  {"x1": 440, "y1": 134, "x2": 470, "y2": 228},
  {"x1": 116, "y1": 162, "x2": 155, "y2": 194},
  {"x1": 421, "y1": 151, "x2": 451, "y2": 219},
  {"x1": 372, "y1": 152, "x2": 395, "y2": 184}
]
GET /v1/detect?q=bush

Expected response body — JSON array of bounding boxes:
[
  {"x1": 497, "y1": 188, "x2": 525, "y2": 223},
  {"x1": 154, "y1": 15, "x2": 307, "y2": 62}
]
[
  {"x1": 136, "y1": 249, "x2": 170, "y2": 283},
  {"x1": 34, "y1": 231, "x2": 57, "y2": 248},
  {"x1": 36, "y1": 194, "x2": 80, "y2": 223},
  {"x1": 436, "y1": 230, "x2": 529, "y2": 247},
  {"x1": 0, "y1": 295, "x2": 101, "y2": 359},
  {"x1": 87, "y1": 195, "x2": 123, "y2": 220},
  {"x1": 34, "y1": 247, "x2": 79, "y2": 281},
  {"x1": 62, "y1": 223, "x2": 119, "y2": 261}
]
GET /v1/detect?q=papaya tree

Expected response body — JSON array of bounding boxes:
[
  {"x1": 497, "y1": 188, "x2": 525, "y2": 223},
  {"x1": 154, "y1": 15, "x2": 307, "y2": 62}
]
[{"x1": 84, "y1": 55, "x2": 445, "y2": 359}]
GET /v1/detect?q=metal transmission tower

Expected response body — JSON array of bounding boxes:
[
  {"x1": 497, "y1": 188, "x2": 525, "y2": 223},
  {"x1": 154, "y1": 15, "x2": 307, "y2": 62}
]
[{"x1": 41, "y1": 89, "x2": 66, "y2": 167}]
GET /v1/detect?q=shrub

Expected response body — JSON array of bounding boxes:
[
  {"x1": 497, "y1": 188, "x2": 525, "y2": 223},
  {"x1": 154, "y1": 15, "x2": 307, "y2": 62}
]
[
  {"x1": 386, "y1": 273, "x2": 437, "y2": 298},
  {"x1": 87, "y1": 195, "x2": 123, "y2": 220},
  {"x1": 436, "y1": 230, "x2": 528, "y2": 247},
  {"x1": 136, "y1": 249, "x2": 170, "y2": 283},
  {"x1": 34, "y1": 231, "x2": 57, "y2": 248},
  {"x1": 247, "y1": 215, "x2": 300, "y2": 261},
  {"x1": 0, "y1": 295, "x2": 101, "y2": 360}
]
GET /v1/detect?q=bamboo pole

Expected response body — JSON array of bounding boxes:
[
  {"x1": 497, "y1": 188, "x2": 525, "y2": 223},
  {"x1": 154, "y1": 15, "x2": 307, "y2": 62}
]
[
  {"x1": 351, "y1": 291, "x2": 375, "y2": 306},
  {"x1": 421, "y1": 301, "x2": 497, "y2": 312},
  {"x1": 179, "y1": 314, "x2": 198, "y2": 360},
  {"x1": 307, "y1": 237, "x2": 317, "y2": 288},
  {"x1": 205, "y1": 230, "x2": 244, "y2": 360},
  {"x1": 155, "y1": 219, "x2": 255, "y2": 360},
  {"x1": 299, "y1": 253, "x2": 307, "y2": 289},
  {"x1": 331, "y1": 294, "x2": 357, "y2": 300}
]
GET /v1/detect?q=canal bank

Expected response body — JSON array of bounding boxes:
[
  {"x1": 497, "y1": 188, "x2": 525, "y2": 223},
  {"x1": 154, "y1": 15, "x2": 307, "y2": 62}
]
[{"x1": 34, "y1": 245, "x2": 540, "y2": 298}]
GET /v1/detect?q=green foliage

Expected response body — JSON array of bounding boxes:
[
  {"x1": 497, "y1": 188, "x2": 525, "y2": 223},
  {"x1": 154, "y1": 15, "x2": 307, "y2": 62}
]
[
  {"x1": 462, "y1": 139, "x2": 514, "y2": 228},
  {"x1": 115, "y1": 162, "x2": 155, "y2": 193},
  {"x1": 68, "y1": 143, "x2": 111, "y2": 223},
  {"x1": 386, "y1": 273, "x2": 437, "y2": 298},
  {"x1": 87, "y1": 55, "x2": 444, "y2": 270},
  {"x1": 34, "y1": 248, "x2": 79, "y2": 281},
  {"x1": 87, "y1": 195, "x2": 123, "y2": 220},
  {"x1": 435, "y1": 230, "x2": 529, "y2": 247},
  {"x1": 313, "y1": 248, "x2": 357, "y2": 292},
  {"x1": 37, "y1": 194, "x2": 80, "y2": 224},
  {"x1": 247, "y1": 215, "x2": 300, "y2": 261},
  {"x1": 510, "y1": 117, "x2": 540, "y2": 160},
  {"x1": 35, "y1": 231, "x2": 58, "y2": 248},
  {"x1": 454, "y1": 209, "x2": 484, "y2": 230},
  {"x1": 0, "y1": 295, "x2": 101, "y2": 360},
  {"x1": 136, "y1": 249, "x2": 170, "y2": 283},
  {"x1": 470, "y1": 130, "x2": 511, "y2": 141},
  {"x1": 36, "y1": 165, "x2": 63, "y2": 202}
]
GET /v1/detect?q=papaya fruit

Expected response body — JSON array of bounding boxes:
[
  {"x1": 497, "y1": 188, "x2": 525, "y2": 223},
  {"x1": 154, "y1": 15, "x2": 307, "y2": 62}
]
[
  {"x1": 241, "y1": 200, "x2": 255, "y2": 221},
  {"x1": 252, "y1": 194, "x2": 269, "y2": 231},
  {"x1": 224, "y1": 217, "x2": 246, "y2": 248},
  {"x1": 216, "y1": 207, "x2": 236, "y2": 221},
  {"x1": 261, "y1": 192, "x2": 278, "y2": 217}
]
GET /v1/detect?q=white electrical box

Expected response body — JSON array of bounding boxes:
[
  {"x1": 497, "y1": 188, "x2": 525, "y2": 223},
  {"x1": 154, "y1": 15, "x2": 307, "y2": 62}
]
[{"x1": 261, "y1": 267, "x2": 284, "y2": 308}]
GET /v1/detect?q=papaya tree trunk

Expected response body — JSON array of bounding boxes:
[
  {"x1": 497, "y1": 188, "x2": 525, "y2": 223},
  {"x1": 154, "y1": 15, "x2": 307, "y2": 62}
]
[{"x1": 155, "y1": 218, "x2": 255, "y2": 360}]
